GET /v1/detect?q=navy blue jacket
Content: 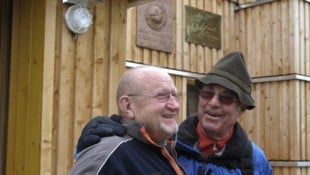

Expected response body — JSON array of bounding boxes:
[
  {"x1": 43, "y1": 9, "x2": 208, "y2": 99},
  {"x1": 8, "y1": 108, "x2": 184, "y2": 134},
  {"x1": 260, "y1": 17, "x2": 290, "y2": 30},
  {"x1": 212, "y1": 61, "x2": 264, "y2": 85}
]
[
  {"x1": 69, "y1": 121, "x2": 183, "y2": 175},
  {"x1": 176, "y1": 115, "x2": 273, "y2": 175}
]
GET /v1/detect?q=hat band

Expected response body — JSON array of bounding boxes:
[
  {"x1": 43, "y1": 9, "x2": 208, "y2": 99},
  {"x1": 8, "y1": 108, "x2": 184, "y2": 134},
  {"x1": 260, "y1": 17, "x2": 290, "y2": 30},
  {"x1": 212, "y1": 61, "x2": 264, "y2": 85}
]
[{"x1": 209, "y1": 68, "x2": 251, "y2": 94}]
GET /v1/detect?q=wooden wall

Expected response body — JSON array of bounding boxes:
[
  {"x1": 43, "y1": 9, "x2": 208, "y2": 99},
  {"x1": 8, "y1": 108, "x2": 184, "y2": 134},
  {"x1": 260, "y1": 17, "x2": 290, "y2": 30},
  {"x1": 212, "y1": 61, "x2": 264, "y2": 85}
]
[
  {"x1": 7, "y1": 0, "x2": 128, "y2": 174},
  {"x1": 6, "y1": 0, "x2": 310, "y2": 175},
  {"x1": 40, "y1": 1, "x2": 127, "y2": 174},
  {"x1": 235, "y1": 1, "x2": 310, "y2": 174},
  {"x1": 0, "y1": 0, "x2": 12, "y2": 174},
  {"x1": 6, "y1": 0, "x2": 44, "y2": 174}
]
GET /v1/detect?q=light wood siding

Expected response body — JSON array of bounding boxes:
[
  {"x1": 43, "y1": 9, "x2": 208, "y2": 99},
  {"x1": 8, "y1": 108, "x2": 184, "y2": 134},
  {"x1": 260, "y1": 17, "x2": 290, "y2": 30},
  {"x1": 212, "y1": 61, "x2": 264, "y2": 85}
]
[
  {"x1": 6, "y1": 0, "x2": 44, "y2": 174},
  {"x1": 236, "y1": 1, "x2": 310, "y2": 174},
  {"x1": 8, "y1": 0, "x2": 127, "y2": 175},
  {"x1": 6, "y1": 0, "x2": 310, "y2": 175},
  {"x1": 236, "y1": 0, "x2": 310, "y2": 77},
  {"x1": 49, "y1": 1, "x2": 127, "y2": 174}
]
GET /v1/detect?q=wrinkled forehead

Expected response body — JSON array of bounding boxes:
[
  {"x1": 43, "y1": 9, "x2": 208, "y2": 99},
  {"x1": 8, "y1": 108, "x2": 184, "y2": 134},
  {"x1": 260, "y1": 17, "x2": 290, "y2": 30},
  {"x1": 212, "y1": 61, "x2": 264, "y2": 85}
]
[{"x1": 140, "y1": 71, "x2": 176, "y2": 91}]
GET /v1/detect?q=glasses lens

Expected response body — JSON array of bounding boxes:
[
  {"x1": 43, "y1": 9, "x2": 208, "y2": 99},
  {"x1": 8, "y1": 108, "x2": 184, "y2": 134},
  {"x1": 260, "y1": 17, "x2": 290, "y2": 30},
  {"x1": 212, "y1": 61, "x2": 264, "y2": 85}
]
[
  {"x1": 156, "y1": 93, "x2": 170, "y2": 101},
  {"x1": 172, "y1": 92, "x2": 182, "y2": 101},
  {"x1": 199, "y1": 90, "x2": 236, "y2": 105},
  {"x1": 199, "y1": 90, "x2": 215, "y2": 100},
  {"x1": 218, "y1": 94, "x2": 235, "y2": 105},
  {"x1": 155, "y1": 92, "x2": 181, "y2": 102}
]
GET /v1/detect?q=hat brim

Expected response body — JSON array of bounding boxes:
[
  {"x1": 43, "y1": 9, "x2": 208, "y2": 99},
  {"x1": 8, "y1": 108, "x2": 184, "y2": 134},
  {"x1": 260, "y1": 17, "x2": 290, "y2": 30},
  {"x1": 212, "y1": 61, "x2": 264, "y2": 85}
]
[{"x1": 195, "y1": 74, "x2": 255, "y2": 110}]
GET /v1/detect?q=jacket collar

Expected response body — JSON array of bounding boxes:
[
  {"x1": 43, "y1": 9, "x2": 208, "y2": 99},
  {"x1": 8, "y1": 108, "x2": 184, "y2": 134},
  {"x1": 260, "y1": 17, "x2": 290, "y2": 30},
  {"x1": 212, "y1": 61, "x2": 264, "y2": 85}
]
[{"x1": 177, "y1": 114, "x2": 251, "y2": 159}]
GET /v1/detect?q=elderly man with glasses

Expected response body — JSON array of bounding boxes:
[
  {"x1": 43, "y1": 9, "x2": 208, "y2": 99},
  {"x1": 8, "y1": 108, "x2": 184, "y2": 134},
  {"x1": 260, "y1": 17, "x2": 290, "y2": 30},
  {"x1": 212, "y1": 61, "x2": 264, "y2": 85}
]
[
  {"x1": 74, "y1": 52, "x2": 273, "y2": 175},
  {"x1": 70, "y1": 66, "x2": 184, "y2": 175}
]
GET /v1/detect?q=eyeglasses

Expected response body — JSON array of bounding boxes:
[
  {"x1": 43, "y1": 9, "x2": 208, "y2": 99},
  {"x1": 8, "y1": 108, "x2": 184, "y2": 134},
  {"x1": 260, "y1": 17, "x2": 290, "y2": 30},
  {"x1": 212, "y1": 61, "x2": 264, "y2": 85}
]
[
  {"x1": 128, "y1": 92, "x2": 182, "y2": 102},
  {"x1": 199, "y1": 89, "x2": 238, "y2": 105}
]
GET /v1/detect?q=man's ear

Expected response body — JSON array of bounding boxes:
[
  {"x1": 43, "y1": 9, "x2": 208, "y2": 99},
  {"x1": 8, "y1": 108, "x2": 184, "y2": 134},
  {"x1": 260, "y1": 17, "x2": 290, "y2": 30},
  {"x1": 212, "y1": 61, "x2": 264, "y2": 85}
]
[{"x1": 119, "y1": 96, "x2": 135, "y2": 120}]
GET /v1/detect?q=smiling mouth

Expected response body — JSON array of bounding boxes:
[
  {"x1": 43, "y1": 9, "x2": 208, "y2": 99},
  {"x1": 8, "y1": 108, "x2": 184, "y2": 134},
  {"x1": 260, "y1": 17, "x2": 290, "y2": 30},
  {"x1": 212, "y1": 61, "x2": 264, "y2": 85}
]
[
  {"x1": 205, "y1": 111, "x2": 222, "y2": 118},
  {"x1": 162, "y1": 113, "x2": 177, "y2": 119}
]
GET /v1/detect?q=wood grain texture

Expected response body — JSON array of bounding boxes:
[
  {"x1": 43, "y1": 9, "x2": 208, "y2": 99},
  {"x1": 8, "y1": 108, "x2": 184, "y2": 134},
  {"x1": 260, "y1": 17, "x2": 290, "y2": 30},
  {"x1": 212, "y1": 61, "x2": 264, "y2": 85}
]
[{"x1": 6, "y1": 1, "x2": 310, "y2": 175}]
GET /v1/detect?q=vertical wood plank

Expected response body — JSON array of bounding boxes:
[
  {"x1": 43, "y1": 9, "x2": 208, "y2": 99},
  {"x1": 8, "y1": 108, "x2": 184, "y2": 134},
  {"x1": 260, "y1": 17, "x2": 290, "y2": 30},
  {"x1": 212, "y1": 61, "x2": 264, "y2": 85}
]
[
  {"x1": 281, "y1": 0, "x2": 290, "y2": 75},
  {"x1": 270, "y1": 82, "x2": 280, "y2": 158},
  {"x1": 306, "y1": 83, "x2": 310, "y2": 160},
  {"x1": 189, "y1": 0, "x2": 198, "y2": 72},
  {"x1": 26, "y1": 0, "x2": 44, "y2": 173},
  {"x1": 189, "y1": 0, "x2": 197, "y2": 72},
  {"x1": 168, "y1": 49, "x2": 175, "y2": 68},
  {"x1": 159, "y1": 52, "x2": 168, "y2": 67},
  {"x1": 168, "y1": 0, "x2": 177, "y2": 69},
  {"x1": 8, "y1": 0, "x2": 44, "y2": 174},
  {"x1": 133, "y1": 7, "x2": 143, "y2": 63},
  {"x1": 300, "y1": 81, "x2": 306, "y2": 160},
  {"x1": 181, "y1": 77, "x2": 188, "y2": 122},
  {"x1": 263, "y1": 83, "x2": 271, "y2": 155},
  {"x1": 288, "y1": 81, "x2": 300, "y2": 160},
  {"x1": 143, "y1": 48, "x2": 152, "y2": 65},
  {"x1": 279, "y1": 81, "x2": 289, "y2": 159},
  {"x1": 108, "y1": 0, "x2": 127, "y2": 114},
  {"x1": 14, "y1": 1, "x2": 32, "y2": 173},
  {"x1": 7, "y1": 0, "x2": 21, "y2": 173},
  {"x1": 245, "y1": 8, "x2": 254, "y2": 76},
  {"x1": 56, "y1": 5, "x2": 75, "y2": 174},
  {"x1": 175, "y1": 0, "x2": 183, "y2": 70},
  {"x1": 151, "y1": 50, "x2": 160, "y2": 66},
  {"x1": 228, "y1": 1, "x2": 237, "y2": 52},
  {"x1": 289, "y1": 0, "x2": 299, "y2": 73},
  {"x1": 222, "y1": 1, "x2": 230, "y2": 53},
  {"x1": 254, "y1": 84, "x2": 264, "y2": 148},
  {"x1": 183, "y1": 0, "x2": 190, "y2": 71},
  {"x1": 126, "y1": 7, "x2": 136, "y2": 62},
  {"x1": 203, "y1": 1, "x2": 212, "y2": 73},
  {"x1": 41, "y1": 0, "x2": 57, "y2": 173},
  {"x1": 196, "y1": 0, "x2": 204, "y2": 73},
  {"x1": 238, "y1": 9, "x2": 246, "y2": 64},
  {"x1": 305, "y1": 3, "x2": 310, "y2": 75},
  {"x1": 92, "y1": 3, "x2": 110, "y2": 117},
  {"x1": 271, "y1": 2, "x2": 280, "y2": 74},
  {"x1": 174, "y1": 76, "x2": 184, "y2": 123},
  {"x1": 254, "y1": 6, "x2": 262, "y2": 76},
  {"x1": 264, "y1": 4, "x2": 273, "y2": 75},
  {"x1": 73, "y1": 5, "x2": 94, "y2": 162},
  {"x1": 299, "y1": 1, "x2": 305, "y2": 74},
  {"x1": 210, "y1": 0, "x2": 219, "y2": 66}
]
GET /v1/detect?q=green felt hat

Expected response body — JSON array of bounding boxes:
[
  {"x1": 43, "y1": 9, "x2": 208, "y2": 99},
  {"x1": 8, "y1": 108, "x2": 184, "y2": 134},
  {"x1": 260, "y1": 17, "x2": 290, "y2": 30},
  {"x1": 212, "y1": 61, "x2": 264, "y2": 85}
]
[{"x1": 195, "y1": 52, "x2": 255, "y2": 110}]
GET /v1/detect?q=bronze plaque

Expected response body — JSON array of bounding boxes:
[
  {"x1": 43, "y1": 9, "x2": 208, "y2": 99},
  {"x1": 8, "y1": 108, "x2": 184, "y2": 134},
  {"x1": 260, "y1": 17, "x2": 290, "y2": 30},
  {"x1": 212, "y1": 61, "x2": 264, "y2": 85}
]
[
  {"x1": 136, "y1": 0, "x2": 174, "y2": 53},
  {"x1": 185, "y1": 5, "x2": 221, "y2": 49}
]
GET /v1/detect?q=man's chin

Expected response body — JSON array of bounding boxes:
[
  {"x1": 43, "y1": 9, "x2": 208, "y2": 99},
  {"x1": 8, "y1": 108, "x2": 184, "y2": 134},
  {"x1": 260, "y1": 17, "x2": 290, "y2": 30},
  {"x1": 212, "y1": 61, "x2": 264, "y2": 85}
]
[{"x1": 161, "y1": 122, "x2": 178, "y2": 136}]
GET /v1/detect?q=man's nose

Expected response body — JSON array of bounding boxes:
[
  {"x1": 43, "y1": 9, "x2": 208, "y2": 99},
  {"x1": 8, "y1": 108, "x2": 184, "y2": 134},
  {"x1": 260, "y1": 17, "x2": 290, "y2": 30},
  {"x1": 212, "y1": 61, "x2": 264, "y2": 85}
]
[
  {"x1": 208, "y1": 94, "x2": 221, "y2": 106},
  {"x1": 166, "y1": 96, "x2": 180, "y2": 110}
]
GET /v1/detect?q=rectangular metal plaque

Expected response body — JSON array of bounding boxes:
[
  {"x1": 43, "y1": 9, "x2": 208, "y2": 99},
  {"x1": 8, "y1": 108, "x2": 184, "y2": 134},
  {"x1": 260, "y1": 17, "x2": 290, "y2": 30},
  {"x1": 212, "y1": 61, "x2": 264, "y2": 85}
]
[
  {"x1": 136, "y1": 0, "x2": 174, "y2": 53},
  {"x1": 185, "y1": 5, "x2": 221, "y2": 49}
]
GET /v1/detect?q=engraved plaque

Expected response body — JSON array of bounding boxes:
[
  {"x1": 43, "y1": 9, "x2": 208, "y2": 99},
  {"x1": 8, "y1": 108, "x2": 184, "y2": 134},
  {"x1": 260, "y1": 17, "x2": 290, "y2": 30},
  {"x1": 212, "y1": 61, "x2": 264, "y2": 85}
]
[
  {"x1": 137, "y1": 0, "x2": 174, "y2": 53},
  {"x1": 185, "y1": 5, "x2": 221, "y2": 49}
]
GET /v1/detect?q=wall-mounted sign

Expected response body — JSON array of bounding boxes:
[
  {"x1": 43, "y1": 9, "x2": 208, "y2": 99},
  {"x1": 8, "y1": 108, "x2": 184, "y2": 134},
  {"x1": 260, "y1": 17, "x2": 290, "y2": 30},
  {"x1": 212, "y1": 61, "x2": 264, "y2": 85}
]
[
  {"x1": 136, "y1": 0, "x2": 174, "y2": 53},
  {"x1": 185, "y1": 5, "x2": 221, "y2": 49}
]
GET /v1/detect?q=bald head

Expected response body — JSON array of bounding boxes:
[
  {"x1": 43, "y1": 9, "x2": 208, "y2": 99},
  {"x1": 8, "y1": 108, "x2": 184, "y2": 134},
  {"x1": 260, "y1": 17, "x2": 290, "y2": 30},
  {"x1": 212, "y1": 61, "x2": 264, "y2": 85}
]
[
  {"x1": 116, "y1": 66, "x2": 180, "y2": 143},
  {"x1": 116, "y1": 66, "x2": 173, "y2": 104}
]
